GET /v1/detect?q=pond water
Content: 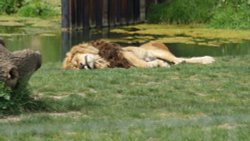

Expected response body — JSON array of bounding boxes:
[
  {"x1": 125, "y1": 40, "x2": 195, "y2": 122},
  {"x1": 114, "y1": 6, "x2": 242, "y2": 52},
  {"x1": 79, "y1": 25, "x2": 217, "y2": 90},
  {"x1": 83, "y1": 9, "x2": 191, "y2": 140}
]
[{"x1": 1, "y1": 26, "x2": 250, "y2": 64}]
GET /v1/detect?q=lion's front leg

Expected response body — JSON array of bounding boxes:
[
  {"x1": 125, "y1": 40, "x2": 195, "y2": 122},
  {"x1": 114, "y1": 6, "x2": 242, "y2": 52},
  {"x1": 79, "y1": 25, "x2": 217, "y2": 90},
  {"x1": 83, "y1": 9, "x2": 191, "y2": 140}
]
[
  {"x1": 122, "y1": 51, "x2": 154, "y2": 68},
  {"x1": 147, "y1": 59, "x2": 170, "y2": 68}
]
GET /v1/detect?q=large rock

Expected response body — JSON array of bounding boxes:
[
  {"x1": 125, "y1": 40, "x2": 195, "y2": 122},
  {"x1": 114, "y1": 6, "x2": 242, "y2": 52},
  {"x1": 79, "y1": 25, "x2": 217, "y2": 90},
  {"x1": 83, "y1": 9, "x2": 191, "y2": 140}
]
[{"x1": 0, "y1": 38, "x2": 42, "y2": 89}]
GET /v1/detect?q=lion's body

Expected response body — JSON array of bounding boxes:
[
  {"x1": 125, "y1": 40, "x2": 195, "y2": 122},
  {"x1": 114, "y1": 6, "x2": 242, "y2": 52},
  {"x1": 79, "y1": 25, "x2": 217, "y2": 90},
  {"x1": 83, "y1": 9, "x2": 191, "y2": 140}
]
[{"x1": 63, "y1": 40, "x2": 215, "y2": 70}]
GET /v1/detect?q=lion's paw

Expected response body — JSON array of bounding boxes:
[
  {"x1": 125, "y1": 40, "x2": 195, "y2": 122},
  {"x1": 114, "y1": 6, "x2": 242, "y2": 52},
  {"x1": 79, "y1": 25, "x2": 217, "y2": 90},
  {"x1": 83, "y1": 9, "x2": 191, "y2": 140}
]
[
  {"x1": 200, "y1": 56, "x2": 215, "y2": 64},
  {"x1": 158, "y1": 60, "x2": 170, "y2": 68},
  {"x1": 173, "y1": 58, "x2": 185, "y2": 65}
]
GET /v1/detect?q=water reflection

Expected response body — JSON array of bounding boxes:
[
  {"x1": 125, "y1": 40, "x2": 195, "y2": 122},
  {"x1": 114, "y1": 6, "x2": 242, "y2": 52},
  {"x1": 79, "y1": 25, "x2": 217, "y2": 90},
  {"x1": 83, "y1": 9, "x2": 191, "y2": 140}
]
[
  {"x1": 61, "y1": 29, "x2": 111, "y2": 57},
  {"x1": 167, "y1": 41, "x2": 250, "y2": 57},
  {"x1": 0, "y1": 26, "x2": 24, "y2": 33},
  {"x1": 62, "y1": 30, "x2": 250, "y2": 58},
  {"x1": 2, "y1": 28, "x2": 250, "y2": 64},
  {"x1": 4, "y1": 34, "x2": 61, "y2": 63}
]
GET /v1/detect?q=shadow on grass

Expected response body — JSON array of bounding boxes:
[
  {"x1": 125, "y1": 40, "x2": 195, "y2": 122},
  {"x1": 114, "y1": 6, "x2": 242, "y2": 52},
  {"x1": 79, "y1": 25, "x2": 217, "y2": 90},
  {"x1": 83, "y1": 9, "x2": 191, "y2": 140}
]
[
  {"x1": 1, "y1": 82, "x2": 101, "y2": 116},
  {"x1": 0, "y1": 83, "x2": 48, "y2": 116}
]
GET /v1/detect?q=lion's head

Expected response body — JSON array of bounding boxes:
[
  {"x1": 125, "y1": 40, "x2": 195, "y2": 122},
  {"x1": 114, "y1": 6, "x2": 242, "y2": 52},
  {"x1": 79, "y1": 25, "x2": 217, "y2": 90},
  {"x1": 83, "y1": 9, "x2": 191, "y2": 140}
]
[{"x1": 63, "y1": 43, "x2": 110, "y2": 70}]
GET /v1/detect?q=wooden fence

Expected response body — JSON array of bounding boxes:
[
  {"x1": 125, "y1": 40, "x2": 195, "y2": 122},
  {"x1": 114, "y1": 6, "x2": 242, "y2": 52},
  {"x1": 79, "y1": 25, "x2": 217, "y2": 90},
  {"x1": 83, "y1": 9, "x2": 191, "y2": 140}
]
[
  {"x1": 60, "y1": 0, "x2": 159, "y2": 56},
  {"x1": 61, "y1": 0, "x2": 158, "y2": 30}
]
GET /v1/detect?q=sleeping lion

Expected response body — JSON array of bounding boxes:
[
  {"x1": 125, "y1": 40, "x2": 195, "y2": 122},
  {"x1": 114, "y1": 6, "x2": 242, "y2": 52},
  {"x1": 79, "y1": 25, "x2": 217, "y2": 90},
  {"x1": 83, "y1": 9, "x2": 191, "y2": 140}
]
[{"x1": 63, "y1": 40, "x2": 215, "y2": 70}]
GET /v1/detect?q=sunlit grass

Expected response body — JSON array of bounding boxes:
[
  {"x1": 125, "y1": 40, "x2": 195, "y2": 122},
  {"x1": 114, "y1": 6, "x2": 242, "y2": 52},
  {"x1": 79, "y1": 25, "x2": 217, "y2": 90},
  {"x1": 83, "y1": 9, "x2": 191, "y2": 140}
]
[
  {"x1": 0, "y1": 55, "x2": 249, "y2": 140},
  {"x1": 0, "y1": 1, "x2": 249, "y2": 139}
]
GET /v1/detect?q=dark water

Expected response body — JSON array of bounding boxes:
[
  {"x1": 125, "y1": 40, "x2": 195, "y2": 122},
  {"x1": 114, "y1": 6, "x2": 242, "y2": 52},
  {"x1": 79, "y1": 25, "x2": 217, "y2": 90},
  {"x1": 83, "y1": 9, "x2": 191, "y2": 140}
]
[{"x1": 1, "y1": 26, "x2": 250, "y2": 63}]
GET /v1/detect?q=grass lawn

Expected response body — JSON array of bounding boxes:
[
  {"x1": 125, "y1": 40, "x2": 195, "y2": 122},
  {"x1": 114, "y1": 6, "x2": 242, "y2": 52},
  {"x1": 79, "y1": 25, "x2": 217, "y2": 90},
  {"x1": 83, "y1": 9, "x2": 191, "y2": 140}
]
[
  {"x1": 0, "y1": 0, "x2": 249, "y2": 140},
  {"x1": 0, "y1": 54, "x2": 249, "y2": 140}
]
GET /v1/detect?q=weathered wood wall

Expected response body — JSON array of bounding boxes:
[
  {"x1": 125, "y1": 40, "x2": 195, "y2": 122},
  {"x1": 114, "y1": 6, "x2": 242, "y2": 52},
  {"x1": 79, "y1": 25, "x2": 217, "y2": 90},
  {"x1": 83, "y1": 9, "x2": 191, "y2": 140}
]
[
  {"x1": 61, "y1": 0, "x2": 161, "y2": 55},
  {"x1": 61, "y1": 0, "x2": 159, "y2": 30}
]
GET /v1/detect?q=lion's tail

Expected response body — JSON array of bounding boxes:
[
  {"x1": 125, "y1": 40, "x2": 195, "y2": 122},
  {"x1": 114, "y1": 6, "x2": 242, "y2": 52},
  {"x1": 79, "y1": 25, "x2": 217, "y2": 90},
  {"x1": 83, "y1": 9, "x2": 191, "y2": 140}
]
[{"x1": 176, "y1": 56, "x2": 215, "y2": 65}]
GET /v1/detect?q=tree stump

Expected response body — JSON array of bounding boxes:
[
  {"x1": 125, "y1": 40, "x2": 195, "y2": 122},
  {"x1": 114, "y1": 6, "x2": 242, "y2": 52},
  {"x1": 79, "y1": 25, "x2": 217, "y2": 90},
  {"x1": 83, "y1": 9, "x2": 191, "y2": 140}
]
[{"x1": 0, "y1": 38, "x2": 42, "y2": 89}]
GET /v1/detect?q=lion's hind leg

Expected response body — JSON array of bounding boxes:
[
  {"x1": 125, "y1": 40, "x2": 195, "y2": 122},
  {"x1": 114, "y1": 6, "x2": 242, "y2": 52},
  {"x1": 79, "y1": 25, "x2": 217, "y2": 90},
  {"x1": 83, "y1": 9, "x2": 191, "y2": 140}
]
[
  {"x1": 122, "y1": 51, "x2": 170, "y2": 68},
  {"x1": 140, "y1": 42, "x2": 215, "y2": 65},
  {"x1": 139, "y1": 42, "x2": 183, "y2": 64},
  {"x1": 180, "y1": 56, "x2": 215, "y2": 64}
]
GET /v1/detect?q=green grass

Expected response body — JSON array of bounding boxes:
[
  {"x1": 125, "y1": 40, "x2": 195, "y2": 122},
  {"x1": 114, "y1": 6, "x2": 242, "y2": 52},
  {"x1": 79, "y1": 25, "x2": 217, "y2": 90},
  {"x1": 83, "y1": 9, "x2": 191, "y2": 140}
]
[
  {"x1": 147, "y1": 0, "x2": 250, "y2": 29},
  {"x1": 0, "y1": 0, "x2": 60, "y2": 16},
  {"x1": 0, "y1": 55, "x2": 249, "y2": 140},
  {"x1": 209, "y1": 3, "x2": 250, "y2": 29},
  {"x1": 17, "y1": 0, "x2": 60, "y2": 17},
  {"x1": 147, "y1": 0, "x2": 217, "y2": 24}
]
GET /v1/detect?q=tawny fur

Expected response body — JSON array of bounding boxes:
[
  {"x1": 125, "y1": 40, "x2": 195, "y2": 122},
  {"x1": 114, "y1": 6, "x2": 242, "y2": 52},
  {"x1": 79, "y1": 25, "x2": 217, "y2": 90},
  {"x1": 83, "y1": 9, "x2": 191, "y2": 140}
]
[{"x1": 63, "y1": 40, "x2": 215, "y2": 70}]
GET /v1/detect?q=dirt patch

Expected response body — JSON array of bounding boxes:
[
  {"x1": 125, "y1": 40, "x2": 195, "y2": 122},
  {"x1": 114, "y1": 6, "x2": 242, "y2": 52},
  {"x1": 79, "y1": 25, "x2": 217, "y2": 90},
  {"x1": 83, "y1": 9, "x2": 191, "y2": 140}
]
[{"x1": 0, "y1": 116, "x2": 21, "y2": 123}]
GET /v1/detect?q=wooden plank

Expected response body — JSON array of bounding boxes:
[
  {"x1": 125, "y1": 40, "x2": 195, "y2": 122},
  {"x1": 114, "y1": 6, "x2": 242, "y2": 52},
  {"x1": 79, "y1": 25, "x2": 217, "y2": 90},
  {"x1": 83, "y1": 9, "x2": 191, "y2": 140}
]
[
  {"x1": 102, "y1": 0, "x2": 108, "y2": 27},
  {"x1": 82, "y1": 0, "x2": 90, "y2": 29},
  {"x1": 140, "y1": 0, "x2": 146, "y2": 21},
  {"x1": 127, "y1": 0, "x2": 134, "y2": 24},
  {"x1": 120, "y1": 0, "x2": 127, "y2": 25},
  {"x1": 70, "y1": 0, "x2": 76, "y2": 29},
  {"x1": 96, "y1": 0, "x2": 103, "y2": 28},
  {"x1": 113, "y1": 0, "x2": 122, "y2": 25},
  {"x1": 61, "y1": 0, "x2": 70, "y2": 30},
  {"x1": 89, "y1": 0, "x2": 96, "y2": 28},
  {"x1": 134, "y1": 0, "x2": 140, "y2": 22},
  {"x1": 76, "y1": 0, "x2": 83, "y2": 29},
  {"x1": 108, "y1": 0, "x2": 116, "y2": 27},
  {"x1": 62, "y1": 0, "x2": 148, "y2": 30}
]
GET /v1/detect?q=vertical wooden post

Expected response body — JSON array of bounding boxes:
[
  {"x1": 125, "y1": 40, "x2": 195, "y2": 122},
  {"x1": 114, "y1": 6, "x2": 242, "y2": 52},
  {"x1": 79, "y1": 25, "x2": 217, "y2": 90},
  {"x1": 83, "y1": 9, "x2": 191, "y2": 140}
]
[
  {"x1": 77, "y1": 0, "x2": 83, "y2": 30},
  {"x1": 120, "y1": 0, "x2": 126, "y2": 24},
  {"x1": 140, "y1": 0, "x2": 145, "y2": 21},
  {"x1": 61, "y1": 0, "x2": 148, "y2": 30},
  {"x1": 116, "y1": 0, "x2": 121, "y2": 26},
  {"x1": 89, "y1": 0, "x2": 96, "y2": 28},
  {"x1": 108, "y1": 0, "x2": 114, "y2": 27},
  {"x1": 83, "y1": 0, "x2": 90, "y2": 29},
  {"x1": 96, "y1": 0, "x2": 103, "y2": 28},
  {"x1": 134, "y1": 0, "x2": 140, "y2": 22},
  {"x1": 126, "y1": 0, "x2": 134, "y2": 24},
  {"x1": 71, "y1": 0, "x2": 76, "y2": 30},
  {"x1": 61, "y1": 0, "x2": 70, "y2": 30},
  {"x1": 102, "y1": 0, "x2": 108, "y2": 27}
]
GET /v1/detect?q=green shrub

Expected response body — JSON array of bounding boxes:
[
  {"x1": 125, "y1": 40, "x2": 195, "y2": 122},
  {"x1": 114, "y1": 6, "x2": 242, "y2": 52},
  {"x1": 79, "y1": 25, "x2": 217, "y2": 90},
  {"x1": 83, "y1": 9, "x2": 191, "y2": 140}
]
[
  {"x1": 0, "y1": 0, "x2": 24, "y2": 14},
  {"x1": 209, "y1": 2, "x2": 250, "y2": 29},
  {"x1": 0, "y1": 82, "x2": 45, "y2": 116},
  {"x1": 17, "y1": 0, "x2": 59, "y2": 17},
  {"x1": 147, "y1": 0, "x2": 218, "y2": 24},
  {"x1": 0, "y1": 83, "x2": 12, "y2": 112},
  {"x1": 146, "y1": 3, "x2": 166, "y2": 24},
  {"x1": 147, "y1": 0, "x2": 250, "y2": 29}
]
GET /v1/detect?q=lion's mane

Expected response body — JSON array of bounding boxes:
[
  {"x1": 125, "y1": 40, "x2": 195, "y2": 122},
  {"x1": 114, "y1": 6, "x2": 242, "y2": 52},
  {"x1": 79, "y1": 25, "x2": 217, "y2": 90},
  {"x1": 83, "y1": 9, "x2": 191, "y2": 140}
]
[{"x1": 90, "y1": 40, "x2": 132, "y2": 68}]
